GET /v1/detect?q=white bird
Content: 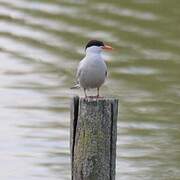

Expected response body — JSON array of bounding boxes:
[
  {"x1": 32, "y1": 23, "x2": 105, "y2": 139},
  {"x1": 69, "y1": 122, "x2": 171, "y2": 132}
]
[{"x1": 71, "y1": 40, "x2": 113, "y2": 98}]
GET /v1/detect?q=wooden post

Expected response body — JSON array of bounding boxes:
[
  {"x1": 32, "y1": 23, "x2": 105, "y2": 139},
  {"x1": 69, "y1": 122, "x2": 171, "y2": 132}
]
[{"x1": 70, "y1": 96, "x2": 118, "y2": 180}]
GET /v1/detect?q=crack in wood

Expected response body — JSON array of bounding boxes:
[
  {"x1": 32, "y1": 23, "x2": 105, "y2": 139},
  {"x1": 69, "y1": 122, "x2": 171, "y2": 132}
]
[{"x1": 110, "y1": 102, "x2": 114, "y2": 180}]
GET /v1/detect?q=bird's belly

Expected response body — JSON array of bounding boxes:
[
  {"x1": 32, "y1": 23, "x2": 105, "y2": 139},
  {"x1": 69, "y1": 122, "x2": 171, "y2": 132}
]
[{"x1": 79, "y1": 67, "x2": 106, "y2": 89}]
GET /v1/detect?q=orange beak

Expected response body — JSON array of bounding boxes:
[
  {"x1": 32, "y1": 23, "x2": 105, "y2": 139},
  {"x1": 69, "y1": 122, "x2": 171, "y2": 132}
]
[{"x1": 102, "y1": 45, "x2": 113, "y2": 50}]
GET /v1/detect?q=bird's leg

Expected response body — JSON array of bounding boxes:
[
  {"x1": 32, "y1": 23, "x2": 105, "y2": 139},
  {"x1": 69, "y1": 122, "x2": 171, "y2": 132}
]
[
  {"x1": 84, "y1": 88, "x2": 87, "y2": 98},
  {"x1": 97, "y1": 87, "x2": 100, "y2": 98}
]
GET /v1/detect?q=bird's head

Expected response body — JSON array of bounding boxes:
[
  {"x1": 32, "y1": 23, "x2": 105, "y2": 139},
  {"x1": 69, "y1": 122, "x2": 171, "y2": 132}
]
[{"x1": 85, "y1": 40, "x2": 113, "y2": 54}]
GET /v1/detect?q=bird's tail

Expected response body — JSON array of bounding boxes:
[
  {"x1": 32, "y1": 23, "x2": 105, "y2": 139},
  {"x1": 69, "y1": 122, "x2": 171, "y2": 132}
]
[{"x1": 70, "y1": 84, "x2": 80, "y2": 89}]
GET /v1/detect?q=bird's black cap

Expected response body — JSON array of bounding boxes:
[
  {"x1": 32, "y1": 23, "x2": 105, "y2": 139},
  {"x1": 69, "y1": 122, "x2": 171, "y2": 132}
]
[{"x1": 85, "y1": 40, "x2": 104, "y2": 50}]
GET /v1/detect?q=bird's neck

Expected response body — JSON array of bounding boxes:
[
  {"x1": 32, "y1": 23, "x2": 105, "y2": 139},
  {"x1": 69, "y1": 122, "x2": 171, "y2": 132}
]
[{"x1": 85, "y1": 52, "x2": 102, "y2": 62}]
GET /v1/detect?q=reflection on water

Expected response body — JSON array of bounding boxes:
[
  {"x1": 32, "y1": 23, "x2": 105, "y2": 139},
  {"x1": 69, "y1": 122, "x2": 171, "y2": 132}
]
[{"x1": 0, "y1": 0, "x2": 180, "y2": 179}]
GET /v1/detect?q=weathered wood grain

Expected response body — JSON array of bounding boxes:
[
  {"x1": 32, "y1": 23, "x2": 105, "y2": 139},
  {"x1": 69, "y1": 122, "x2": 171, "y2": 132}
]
[{"x1": 70, "y1": 97, "x2": 118, "y2": 180}]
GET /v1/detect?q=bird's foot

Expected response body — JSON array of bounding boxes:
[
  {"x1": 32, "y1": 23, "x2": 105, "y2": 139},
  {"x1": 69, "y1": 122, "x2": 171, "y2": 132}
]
[
  {"x1": 84, "y1": 96, "x2": 95, "y2": 98},
  {"x1": 84, "y1": 95, "x2": 104, "y2": 99},
  {"x1": 86, "y1": 95, "x2": 104, "y2": 99},
  {"x1": 87, "y1": 96, "x2": 95, "y2": 98},
  {"x1": 96, "y1": 95, "x2": 104, "y2": 99}
]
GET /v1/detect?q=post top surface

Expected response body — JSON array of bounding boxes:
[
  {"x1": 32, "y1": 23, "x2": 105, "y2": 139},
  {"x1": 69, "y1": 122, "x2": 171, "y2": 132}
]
[{"x1": 73, "y1": 96, "x2": 118, "y2": 103}]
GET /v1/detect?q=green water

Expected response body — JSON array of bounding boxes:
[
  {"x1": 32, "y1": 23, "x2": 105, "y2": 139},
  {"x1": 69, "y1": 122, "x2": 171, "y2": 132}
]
[{"x1": 0, "y1": 0, "x2": 179, "y2": 179}]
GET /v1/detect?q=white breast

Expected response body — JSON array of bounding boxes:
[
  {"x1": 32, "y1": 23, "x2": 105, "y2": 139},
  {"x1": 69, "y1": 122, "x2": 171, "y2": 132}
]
[{"x1": 78, "y1": 54, "x2": 107, "y2": 89}]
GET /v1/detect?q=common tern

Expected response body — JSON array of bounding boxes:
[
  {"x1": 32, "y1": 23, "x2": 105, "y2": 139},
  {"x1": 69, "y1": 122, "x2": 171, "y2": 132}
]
[{"x1": 71, "y1": 40, "x2": 113, "y2": 98}]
